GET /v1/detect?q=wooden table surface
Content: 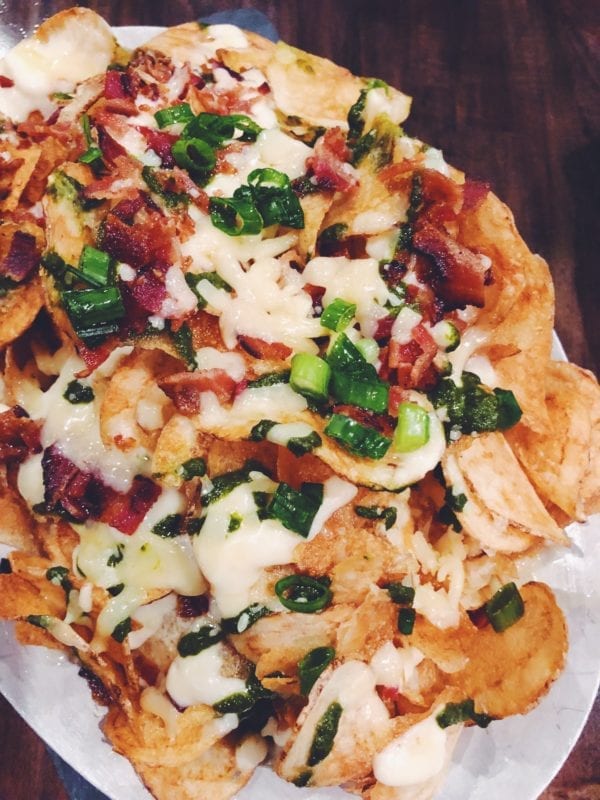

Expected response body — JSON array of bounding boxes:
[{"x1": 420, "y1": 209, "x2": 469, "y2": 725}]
[{"x1": 0, "y1": 1, "x2": 598, "y2": 798}]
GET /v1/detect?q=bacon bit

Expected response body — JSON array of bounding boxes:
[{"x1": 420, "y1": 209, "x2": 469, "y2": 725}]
[
  {"x1": 388, "y1": 385, "x2": 408, "y2": 417},
  {"x1": 376, "y1": 685, "x2": 402, "y2": 717},
  {"x1": 420, "y1": 169, "x2": 463, "y2": 215},
  {"x1": 378, "y1": 160, "x2": 418, "y2": 193},
  {"x1": 0, "y1": 75, "x2": 14, "y2": 88},
  {"x1": 214, "y1": 141, "x2": 245, "y2": 175},
  {"x1": 103, "y1": 97, "x2": 139, "y2": 117},
  {"x1": 99, "y1": 475, "x2": 161, "y2": 535},
  {"x1": 388, "y1": 324, "x2": 437, "y2": 390},
  {"x1": 111, "y1": 192, "x2": 148, "y2": 223},
  {"x1": 462, "y1": 180, "x2": 490, "y2": 212},
  {"x1": 388, "y1": 338, "x2": 422, "y2": 370},
  {"x1": 104, "y1": 70, "x2": 130, "y2": 100},
  {"x1": 0, "y1": 231, "x2": 39, "y2": 283},
  {"x1": 468, "y1": 605, "x2": 491, "y2": 629},
  {"x1": 238, "y1": 336, "x2": 292, "y2": 361},
  {"x1": 159, "y1": 369, "x2": 237, "y2": 414},
  {"x1": 129, "y1": 50, "x2": 175, "y2": 86},
  {"x1": 41, "y1": 445, "x2": 105, "y2": 522},
  {"x1": 76, "y1": 339, "x2": 115, "y2": 377},
  {"x1": 375, "y1": 315, "x2": 395, "y2": 344},
  {"x1": 191, "y1": 83, "x2": 252, "y2": 116},
  {"x1": 304, "y1": 283, "x2": 326, "y2": 314},
  {"x1": 0, "y1": 409, "x2": 41, "y2": 461},
  {"x1": 129, "y1": 262, "x2": 169, "y2": 314},
  {"x1": 166, "y1": 167, "x2": 210, "y2": 211},
  {"x1": 413, "y1": 221, "x2": 491, "y2": 310},
  {"x1": 83, "y1": 154, "x2": 141, "y2": 200},
  {"x1": 177, "y1": 595, "x2": 209, "y2": 618},
  {"x1": 101, "y1": 209, "x2": 173, "y2": 269},
  {"x1": 138, "y1": 126, "x2": 177, "y2": 168},
  {"x1": 306, "y1": 127, "x2": 358, "y2": 193},
  {"x1": 96, "y1": 126, "x2": 127, "y2": 166},
  {"x1": 411, "y1": 323, "x2": 438, "y2": 385}
]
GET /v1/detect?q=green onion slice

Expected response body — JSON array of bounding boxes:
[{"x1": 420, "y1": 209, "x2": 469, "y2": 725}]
[
  {"x1": 320, "y1": 298, "x2": 357, "y2": 332},
  {"x1": 436, "y1": 698, "x2": 493, "y2": 729},
  {"x1": 180, "y1": 457, "x2": 206, "y2": 480},
  {"x1": 222, "y1": 603, "x2": 272, "y2": 635},
  {"x1": 298, "y1": 646, "x2": 335, "y2": 695},
  {"x1": 397, "y1": 606, "x2": 416, "y2": 635},
  {"x1": 171, "y1": 137, "x2": 216, "y2": 177},
  {"x1": 177, "y1": 624, "x2": 222, "y2": 657},
  {"x1": 183, "y1": 112, "x2": 261, "y2": 145},
  {"x1": 61, "y1": 286, "x2": 125, "y2": 342},
  {"x1": 485, "y1": 582, "x2": 525, "y2": 632},
  {"x1": 393, "y1": 402, "x2": 430, "y2": 452},
  {"x1": 152, "y1": 514, "x2": 183, "y2": 538},
  {"x1": 384, "y1": 582, "x2": 415, "y2": 605},
  {"x1": 354, "y1": 505, "x2": 397, "y2": 530},
  {"x1": 209, "y1": 193, "x2": 263, "y2": 237},
  {"x1": 154, "y1": 102, "x2": 195, "y2": 128},
  {"x1": 307, "y1": 701, "x2": 343, "y2": 766},
  {"x1": 290, "y1": 353, "x2": 331, "y2": 401},
  {"x1": 324, "y1": 413, "x2": 391, "y2": 460},
  {"x1": 78, "y1": 245, "x2": 112, "y2": 287},
  {"x1": 268, "y1": 482, "x2": 323, "y2": 537},
  {"x1": 112, "y1": 617, "x2": 132, "y2": 643},
  {"x1": 275, "y1": 574, "x2": 332, "y2": 613},
  {"x1": 247, "y1": 167, "x2": 304, "y2": 229},
  {"x1": 330, "y1": 370, "x2": 389, "y2": 413},
  {"x1": 63, "y1": 379, "x2": 94, "y2": 404}
]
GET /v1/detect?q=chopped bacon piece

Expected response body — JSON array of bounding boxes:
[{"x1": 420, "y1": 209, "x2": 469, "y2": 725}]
[
  {"x1": 413, "y1": 221, "x2": 491, "y2": 309},
  {"x1": 96, "y1": 126, "x2": 127, "y2": 166},
  {"x1": 388, "y1": 338, "x2": 422, "y2": 370},
  {"x1": 99, "y1": 476, "x2": 161, "y2": 535},
  {"x1": 41, "y1": 445, "x2": 105, "y2": 522},
  {"x1": 128, "y1": 262, "x2": 169, "y2": 314},
  {"x1": 238, "y1": 336, "x2": 292, "y2": 361},
  {"x1": 388, "y1": 385, "x2": 409, "y2": 417},
  {"x1": 139, "y1": 127, "x2": 177, "y2": 168},
  {"x1": 0, "y1": 409, "x2": 41, "y2": 462},
  {"x1": 159, "y1": 369, "x2": 237, "y2": 414},
  {"x1": 0, "y1": 75, "x2": 14, "y2": 88},
  {"x1": 177, "y1": 595, "x2": 209, "y2": 618},
  {"x1": 40, "y1": 445, "x2": 161, "y2": 532},
  {"x1": 104, "y1": 70, "x2": 130, "y2": 100},
  {"x1": 306, "y1": 127, "x2": 358, "y2": 193},
  {"x1": 0, "y1": 231, "x2": 39, "y2": 283},
  {"x1": 76, "y1": 339, "x2": 115, "y2": 377},
  {"x1": 462, "y1": 180, "x2": 490, "y2": 212},
  {"x1": 111, "y1": 192, "x2": 148, "y2": 223},
  {"x1": 103, "y1": 97, "x2": 139, "y2": 117},
  {"x1": 332, "y1": 404, "x2": 396, "y2": 437},
  {"x1": 101, "y1": 209, "x2": 173, "y2": 269}
]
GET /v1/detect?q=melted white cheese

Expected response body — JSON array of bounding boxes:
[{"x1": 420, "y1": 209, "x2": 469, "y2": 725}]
[
  {"x1": 193, "y1": 475, "x2": 303, "y2": 617},
  {"x1": 373, "y1": 711, "x2": 449, "y2": 787},
  {"x1": 0, "y1": 12, "x2": 115, "y2": 120},
  {"x1": 447, "y1": 327, "x2": 488, "y2": 384},
  {"x1": 129, "y1": 593, "x2": 178, "y2": 650},
  {"x1": 307, "y1": 476, "x2": 357, "y2": 539},
  {"x1": 198, "y1": 384, "x2": 308, "y2": 434},
  {"x1": 195, "y1": 347, "x2": 247, "y2": 382},
  {"x1": 391, "y1": 306, "x2": 422, "y2": 344},
  {"x1": 235, "y1": 735, "x2": 268, "y2": 772},
  {"x1": 303, "y1": 256, "x2": 389, "y2": 338},
  {"x1": 370, "y1": 641, "x2": 425, "y2": 691},
  {"x1": 166, "y1": 641, "x2": 246, "y2": 708}
]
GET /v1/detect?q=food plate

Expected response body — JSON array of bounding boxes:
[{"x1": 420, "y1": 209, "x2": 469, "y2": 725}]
[{"x1": 0, "y1": 21, "x2": 598, "y2": 800}]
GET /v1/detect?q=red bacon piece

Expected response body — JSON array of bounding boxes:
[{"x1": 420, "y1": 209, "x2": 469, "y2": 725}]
[
  {"x1": 0, "y1": 231, "x2": 39, "y2": 283},
  {"x1": 96, "y1": 126, "x2": 127, "y2": 166},
  {"x1": 159, "y1": 369, "x2": 237, "y2": 415},
  {"x1": 0, "y1": 75, "x2": 14, "y2": 88},
  {"x1": 41, "y1": 445, "x2": 105, "y2": 522},
  {"x1": 139, "y1": 127, "x2": 177, "y2": 168},
  {"x1": 306, "y1": 127, "x2": 358, "y2": 193},
  {"x1": 0, "y1": 408, "x2": 41, "y2": 462},
  {"x1": 99, "y1": 476, "x2": 161, "y2": 535},
  {"x1": 462, "y1": 180, "x2": 490, "y2": 212},
  {"x1": 101, "y1": 211, "x2": 172, "y2": 269},
  {"x1": 76, "y1": 339, "x2": 116, "y2": 377},
  {"x1": 413, "y1": 221, "x2": 491, "y2": 309},
  {"x1": 128, "y1": 263, "x2": 169, "y2": 314},
  {"x1": 238, "y1": 336, "x2": 292, "y2": 361},
  {"x1": 104, "y1": 70, "x2": 130, "y2": 100}
]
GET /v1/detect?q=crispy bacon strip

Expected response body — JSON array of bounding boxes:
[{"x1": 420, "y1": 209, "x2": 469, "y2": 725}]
[
  {"x1": 0, "y1": 408, "x2": 41, "y2": 462},
  {"x1": 413, "y1": 220, "x2": 491, "y2": 309},
  {"x1": 159, "y1": 369, "x2": 237, "y2": 414},
  {"x1": 306, "y1": 127, "x2": 358, "y2": 192},
  {"x1": 0, "y1": 231, "x2": 39, "y2": 282}
]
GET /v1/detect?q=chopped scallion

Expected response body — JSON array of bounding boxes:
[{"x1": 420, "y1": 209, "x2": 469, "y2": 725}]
[
  {"x1": 61, "y1": 286, "x2": 125, "y2": 343},
  {"x1": 330, "y1": 370, "x2": 389, "y2": 413},
  {"x1": 320, "y1": 298, "x2": 357, "y2": 331},
  {"x1": 63, "y1": 379, "x2": 94, "y2": 404},
  {"x1": 307, "y1": 701, "x2": 343, "y2": 766},
  {"x1": 324, "y1": 413, "x2": 391, "y2": 460},
  {"x1": 290, "y1": 353, "x2": 331, "y2": 401},
  {"x1": 177, "y1": 624, "x2": 222, "y2": 657},
  {"x1": 209, "y1": 193, "x2": 263, "y2": 236},
  {"x1": 268, "y1": 482, "x2": 323, "y2": 537},
  {"x1": 275, "y1": 574, "x2": 332, "y2": 613},
  {"x1": 485, "y1": 582, "x2": 524, "y2": 633},
  {"x1": 78, "y1": 245, "x2": 112, "y2": 287},
  {"x1": 397, "y1": 606, "x2": 416, "y2": 635},
  {"x1": 393, "y1": 402, "x2": 430, "y2": 452},
  {"x1": 154, "y1": 102, "x2": 195, "y2": 128},
  {"x1": 298, "y1": 646, "x2": 335, "y2": 695}
]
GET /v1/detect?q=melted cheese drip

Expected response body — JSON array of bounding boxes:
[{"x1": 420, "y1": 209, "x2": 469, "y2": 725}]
[
  {"x1": 129, "y1": 593, "x2": 178, "y2": 650},
  {"x1": 303, "y1": 256, "x2": 389, "y2": 338},
  {"x1": 140, "y1": 686, "x2": 181, "y2": 740},
  {"x1": 166, "y1": 641, "x2": 246, "y2": 708},
  {"x1": 284, "y1": 661, "x2": 390, "y2": 770},
  {"x1": 14, "y1": 355, "x2": 149, "y2": 493},
  {"x1": 370, "y1": 642, "x2": 424, "y2": 691},
  {"x1": 447, "y1": 327, "x2": 488, "y2": 384},
  {"x1": 198, "y1": 384, "x2": 308, "y2": 433},
  {"x1": 195, "y1": 347, "x2": 247, "y2": 382},
  {"x1": 193, "y1": 475, "x2": 302, "y2": 617},
  {"x1": 0, "y1": 12, "x2": 115, "y2": 120},
  {"x1": 373, "y1": 711, "x2": 449, "y2": 787}
]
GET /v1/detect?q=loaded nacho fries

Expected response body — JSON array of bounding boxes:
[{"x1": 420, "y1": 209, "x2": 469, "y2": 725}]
[{"x1": 0, "y1": 9, "x2": 598, "y2": 800}]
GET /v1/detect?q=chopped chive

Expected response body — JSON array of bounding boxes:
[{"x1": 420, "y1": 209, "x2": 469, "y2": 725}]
[
  {"x1": 78, "y1": 245, "x2": 112, "y2": 287},
  {"x1": 354, "y1": 505, "x2": 397, "y2": 530},
  {"x1": 222, "y1": 603, "x2": 272, "y2": 635},
  {"x1": 393, "y1": 402, "x2": 430, "y2": 452},
  {"x1": 154, "y1": 102, "x2": 195, "y2": 128},
  {"x1": 485, "y1": 582, "x2": 524, "y2": 633},
  {"x1": 397, "y1": 606, "x2": 416, "y2": 635},
  {"x1": 180, "y1": 457, "x2": 206, "y2": 480},
  {"x1": 320, "y1": 298, "x2": 356, "y2": 332},
  {"x1": 384, "y1": 582, "x2": 415, "y2": 605},
  {"x1": 111, "y1": 617, "x2": 132, "y2": 643},
  {"x1": 268, "y1": 482, "x2": 323, "y2": 537},
  {"x1": 298, "y1": 646, "x2": 335, "y2": 695},
  {"x1": 63, "y1": 379, "x2": 94, "y2": 404},
  {"x1": 330, "y1": 370, "x2": 389, "y2": 413},
  {"x1": 152, "y1": 514, "x2": 183, "y2": 538},
  {"x1": 177, "y1": 624, "x2": 222, "y2": 657},
  {"x1": 324, "y1": 413, "x2": 391, "y2": 460},
  {"x1": 275, "y1": 574, "x2": 332, "y2": 614},
  {"x1": 307, "y1": 701, "x2": 343, "y2": 766},
  {"x1": 290, "y1": 353, "x2": 331, "y2": 401}
]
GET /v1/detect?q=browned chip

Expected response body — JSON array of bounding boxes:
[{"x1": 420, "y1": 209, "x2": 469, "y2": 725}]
[
  {"x1": 0, "y1": 145, "x2": 42, "y2": 211},
  {"x1": 442, "y1": 431, "x2": 566, "y2": 553},
  {"x1": 507, "y1": 360, "x2": 600, "y2": 521},
  {"x1": 454, "y1": 581, "x2": 567, "y2": 717},
  {"x1": 0, "y1": 279, "x2": 44, "y2": 350}
]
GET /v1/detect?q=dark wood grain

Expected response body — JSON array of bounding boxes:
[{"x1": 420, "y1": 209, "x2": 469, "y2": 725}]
[{"x1": 0, "y1": 2, "x2": 598, "y2": 799}]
